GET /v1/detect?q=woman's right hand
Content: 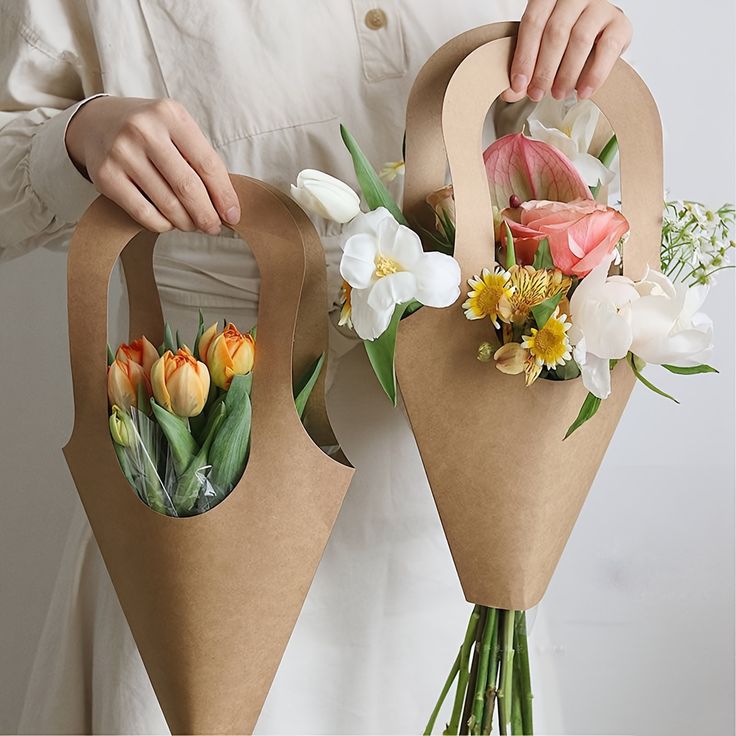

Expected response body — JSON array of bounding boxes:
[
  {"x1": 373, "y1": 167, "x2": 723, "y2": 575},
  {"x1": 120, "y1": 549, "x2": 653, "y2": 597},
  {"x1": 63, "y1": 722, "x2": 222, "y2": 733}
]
[{"x1": 65, "y1": 96, "x2": 240, "y2": 234}]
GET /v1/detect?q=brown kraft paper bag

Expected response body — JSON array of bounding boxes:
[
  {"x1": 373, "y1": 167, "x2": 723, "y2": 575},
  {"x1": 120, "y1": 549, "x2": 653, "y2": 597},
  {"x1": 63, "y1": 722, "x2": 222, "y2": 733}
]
[
  {"x1": 396, "y1": 23, "x2": 663, "y2": 611},
  {"x1": 62, "y1": 175, "x2": 354, "y2": 734}
]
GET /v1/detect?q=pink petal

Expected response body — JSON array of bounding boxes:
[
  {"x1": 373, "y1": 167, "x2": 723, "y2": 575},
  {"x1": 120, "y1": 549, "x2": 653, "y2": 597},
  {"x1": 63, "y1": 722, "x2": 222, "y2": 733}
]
[{"x1": 483, "y1": 133, "x2": 592, "y2": 209}]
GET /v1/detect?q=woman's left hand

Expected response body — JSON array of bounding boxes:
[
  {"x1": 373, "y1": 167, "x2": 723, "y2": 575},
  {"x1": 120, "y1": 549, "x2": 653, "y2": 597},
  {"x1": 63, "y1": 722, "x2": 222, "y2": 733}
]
[{"x1": 502, "y1": 0, "x2": 633, "y2": 103}]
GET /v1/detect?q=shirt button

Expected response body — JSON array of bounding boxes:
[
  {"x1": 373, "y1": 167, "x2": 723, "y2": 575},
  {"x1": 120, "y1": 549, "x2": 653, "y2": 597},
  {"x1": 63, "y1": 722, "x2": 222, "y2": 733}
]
[{"x1": 365, "y1": 8, "x2": 387, "y2": 30}]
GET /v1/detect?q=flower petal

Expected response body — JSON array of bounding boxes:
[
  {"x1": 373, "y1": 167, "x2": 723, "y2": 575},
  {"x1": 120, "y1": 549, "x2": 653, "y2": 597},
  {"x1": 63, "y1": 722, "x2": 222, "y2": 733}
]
[
  {"x1": 340, "y1": 233, "x2": 378, "y2": 288},
  {"x1": 367, "y1": 271, "x2": 417, "y2": 312},
  {"x1": 378, "y1": 219, "x2": 423, "y2": 269},
  {"x1": 350, "y1": 287, "x2": 394, "y2": 340},
  {"x1": 413, "y1": 252, "x2": 462, "y2": 307},
  {"x1": 580, "y1": 353, "x2": 612, "y2": 399}
]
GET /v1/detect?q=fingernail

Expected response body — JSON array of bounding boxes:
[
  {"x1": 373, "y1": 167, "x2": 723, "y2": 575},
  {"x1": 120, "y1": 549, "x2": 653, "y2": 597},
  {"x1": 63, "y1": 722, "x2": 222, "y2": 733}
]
[
  {"x1": 528, "y1": 86, "x2": 544, "y2": 102},
  {"x1": 224, "y1": 206, "x2": 240, "y2": 224},
  {"x1": 578, "y1": 86, "x2": 593, "y2": 100},
  {"x1": 511, "y1": 73, "x2": 528, "y2": 91}
]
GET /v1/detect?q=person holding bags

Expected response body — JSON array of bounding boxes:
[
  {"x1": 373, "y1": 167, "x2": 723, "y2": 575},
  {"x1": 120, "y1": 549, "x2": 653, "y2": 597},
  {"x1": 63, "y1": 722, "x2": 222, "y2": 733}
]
[{"x1": 0, "y1": 1, "x2": 631, "y2": 732}]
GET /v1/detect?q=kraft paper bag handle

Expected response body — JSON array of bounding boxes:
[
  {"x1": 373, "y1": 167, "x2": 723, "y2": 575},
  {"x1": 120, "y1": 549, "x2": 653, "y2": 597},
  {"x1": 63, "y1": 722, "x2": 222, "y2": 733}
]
[
  {"x1": 67, "y1": 173, "x2": 336, "y2": 453},
  {"x1": 404, "y1": 23, "x2": 664, "y2": 281}
]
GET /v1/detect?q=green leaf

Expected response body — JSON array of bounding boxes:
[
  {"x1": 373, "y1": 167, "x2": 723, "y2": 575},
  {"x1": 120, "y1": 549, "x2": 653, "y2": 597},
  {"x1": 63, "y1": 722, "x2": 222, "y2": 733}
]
[
  {"x1": 150, "y1": 398, "x2": 198, "y2": 474},
  {"x1": 249, "y1": 324, "x2": 257, "y2": 340},
  {"x1": 531, "y1": 292, "x2": 562, "y2": 329},
  {"x1": 207, "y1": 375, "x2": 253, "y2": 498},
  {"x1": 194, "y1": 309, "x2": 204, "y2": 360},
  {"x1": 419, "y1": 225, "x2": 454, "y2": 255},
  {"x1": 627, "y1": 354, "x2": 680, "y2": 403},
  {"x1": 364, "y1": 300, "x2": 418, "y2": 406},
  {"x1": 136, "y1": 379, "x2": 151, "y2": 415},
  {"x1": 591, "y1": 134, "x2": 618, "y2": 197},
  {"x1": 504, "y1": 221, "x2": 516, "y2": 269},
  {"x1": 160, "y1": 323, "x2": 177, "y2": 354},
  {"x1": 107, "y1": 343, "x2": 115, "y2": 366},
  {"x1": 174, "y1": 402, "x2": 227, "y2": 515},
  {"x1": 662, "y1": 363, "x2": 718, "y2": 375},
  {"x1": 551, "y1": 359, "x2": 580, "y2": 380},
  {"x1": 532, "y1": 238, "x2": 554, "y2": 270},
  {"x1": 294, "y1": 354, "x2": 325, "y2": 419},
  {"x1": 564, "y1": 392, "x2": 601, "y2": 439},
  {"x1": 130, "y1": 407, "x2": 171, "y2": 514},
  {"x1": 340, "y1": 124, "x2": 407, "y2": 225}
]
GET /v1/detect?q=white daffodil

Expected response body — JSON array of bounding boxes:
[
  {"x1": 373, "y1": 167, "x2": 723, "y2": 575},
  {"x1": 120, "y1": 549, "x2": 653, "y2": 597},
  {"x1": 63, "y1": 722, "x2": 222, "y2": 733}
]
[
  {"x1": 339, "y1": 207, "x2": 461, "y2": 340},
  {"x1": 290, "y1": 169, "x2": 361, "y2": 223},
  {"x1": 568, "y1": 254, "x2": 639, "y2": 399},
  {"x1": 526, "y1": 98, "x2": 615, "y2": 189},
  {"x1": 628, "y1": 268, "x2": 714, "y2": 366}
]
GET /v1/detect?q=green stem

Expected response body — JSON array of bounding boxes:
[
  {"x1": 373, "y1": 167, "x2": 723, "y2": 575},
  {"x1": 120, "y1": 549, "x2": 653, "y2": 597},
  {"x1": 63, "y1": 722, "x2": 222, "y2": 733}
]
[
  {"x1": 481, "y1": 613, "x2": 501, "y2": 735},
  {"x1": 461, "y1": 607, "x2": 487, "y2": 734},
  {"x1": 424, "y1": 651, "x2": 461, "y2": 735},
  {"x1": 497, "y1": 610, "x2": 516, "y2": 735},
  {"x1": 510, "y1": 664, "x2": 523, "y2": 734},
  {"x1": 515, "y1": 612, "x2": 534, "y2": 735},
  {"x1": 471, "y1": 608, "x2": 497, "y2": 733},
  {"x1": 591, "y1": 134, "x2": 618, "y2": 198},
  {"x1": 448, "y1": 606, "x2": 481, "y2": 735}
]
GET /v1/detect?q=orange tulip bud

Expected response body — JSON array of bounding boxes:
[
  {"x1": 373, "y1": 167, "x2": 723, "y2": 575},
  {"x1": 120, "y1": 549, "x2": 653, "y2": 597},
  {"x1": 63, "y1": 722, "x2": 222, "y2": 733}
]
[
  {"x1": 107, "y1": 358, "x2": 149, "y2": 410},
  {"x1": 115, "y1": 336, "x2": 159, "y2": 378},
  {"x1": 197, "y1": 322, "x2": 219, "y2": 363},
  {"x1": 205, "y1": 322, "x2": 255, "y2": 390},
  {"x1": 151, "y1": 347, "x2": 210, "y2": 417}
]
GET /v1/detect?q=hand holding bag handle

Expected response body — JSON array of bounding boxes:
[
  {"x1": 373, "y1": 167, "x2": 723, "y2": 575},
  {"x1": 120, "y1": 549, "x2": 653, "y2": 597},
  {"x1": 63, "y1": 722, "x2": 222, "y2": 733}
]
[
  {"x1": 396, "y1": 25, "x2": 663, "y2": 610},
  {"x1": 63, "y1": 176, "x2": 353, "y2": 734}
]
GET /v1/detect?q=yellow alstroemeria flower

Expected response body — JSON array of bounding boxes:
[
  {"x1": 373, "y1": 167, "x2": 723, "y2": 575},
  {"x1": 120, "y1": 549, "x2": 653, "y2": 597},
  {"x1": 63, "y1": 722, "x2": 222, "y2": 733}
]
[
  {"x1": 506, "y1": 265, "x2": 571, "y2": 323},
  {"x1": 337, "y1": 280, "x2": 353, "y2": 329},
  {"x1": 463, "y1": 267, "x2": 514, "y2": 328}
]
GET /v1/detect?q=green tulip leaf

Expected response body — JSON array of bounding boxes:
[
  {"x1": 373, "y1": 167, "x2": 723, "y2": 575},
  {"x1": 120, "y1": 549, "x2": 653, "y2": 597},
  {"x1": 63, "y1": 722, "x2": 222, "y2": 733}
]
[
  {"x1": 564, "y1": 391, "x2": 601, "y2": 439},
  {"x1": 340, "y1": 124, "x2": 407, "y2": 225},
  {"x1": 294, "y1": 354, "x2": 325, "y2": 419},
  {"x1": 627, "y1": 354, "x2": 680, "y2": 403},
  {"x1": 662, "y1": 363, "x2": 718, "y2": 375},
  {"x1": 150, "y1": 398, "x2": 198, "y2": 475},
  {"x1": 364, "y1": 300, "x2": 419, "y2": 406}
]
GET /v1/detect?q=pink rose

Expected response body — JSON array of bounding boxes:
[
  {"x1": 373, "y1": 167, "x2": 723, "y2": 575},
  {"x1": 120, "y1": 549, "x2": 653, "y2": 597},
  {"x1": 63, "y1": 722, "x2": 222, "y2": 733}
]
[{"x1": 503, "y1": 199, "x2": 630, "y2": 277}]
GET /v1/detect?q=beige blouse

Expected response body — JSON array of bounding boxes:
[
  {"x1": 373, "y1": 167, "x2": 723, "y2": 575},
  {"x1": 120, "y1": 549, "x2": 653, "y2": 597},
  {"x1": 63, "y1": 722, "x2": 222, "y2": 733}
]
[{"x1": 0, "y1": 0, "x2": 526, "y2": 310}]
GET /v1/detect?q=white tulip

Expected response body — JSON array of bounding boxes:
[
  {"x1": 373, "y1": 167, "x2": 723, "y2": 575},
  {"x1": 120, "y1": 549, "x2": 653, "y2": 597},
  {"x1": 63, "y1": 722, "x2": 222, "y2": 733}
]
[
  {"x1": 527, "y1": 98, "x2": 615, "y2": 189},
  {"x1": 339, "y1": 207, "x2": 461, "y2": 340},
  {"x1": 290, "y1": 169, "x2": 361, "y2": 223},
  {"x1": 569, "y1": 255, "x2": 639, "y2": 399},
  {"x1": 628, "y1": 268, "x2": 714, "y2": 366}
]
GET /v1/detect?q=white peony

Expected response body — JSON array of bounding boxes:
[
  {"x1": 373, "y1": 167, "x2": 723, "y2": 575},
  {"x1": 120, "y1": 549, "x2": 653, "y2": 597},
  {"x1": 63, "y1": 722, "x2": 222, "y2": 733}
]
[
  {"x1": 568, "y1": 255, "x2": 639, "y2": 399},
  {"x1": 340, "y1": 208, "x2": 461, "y2": 340},
  {"x1": 628, "y1": 268, "x2": 714, "y2": 366},
  {"x1": 527, "y1": 98, "x2": 615, "y2": 189},
  {"x1": 290, "y1": 169, "x2": 361, "y2": 223}
]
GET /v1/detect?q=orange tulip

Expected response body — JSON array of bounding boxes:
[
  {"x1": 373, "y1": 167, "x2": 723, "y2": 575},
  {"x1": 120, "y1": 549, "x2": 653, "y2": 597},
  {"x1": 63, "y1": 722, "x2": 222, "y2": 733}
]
[
  {"x1": 204, "y1": 322, "x2": 255, "y2": 390},
  {"x1": 151, "y1": 347, "x2": 210, "y2": 417},
  {"x1": 107, "y1": 359, "x2": 150, "y2": 410},
  {"x1": 115, "y1": 336, "x2": 159, "y2": 377}
]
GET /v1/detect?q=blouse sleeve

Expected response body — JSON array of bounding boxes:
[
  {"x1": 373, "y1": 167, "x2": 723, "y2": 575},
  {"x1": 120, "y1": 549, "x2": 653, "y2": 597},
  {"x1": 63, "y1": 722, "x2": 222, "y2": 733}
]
[{"x1": 0, "y1": 4, "x2": 100, "y2": 264}]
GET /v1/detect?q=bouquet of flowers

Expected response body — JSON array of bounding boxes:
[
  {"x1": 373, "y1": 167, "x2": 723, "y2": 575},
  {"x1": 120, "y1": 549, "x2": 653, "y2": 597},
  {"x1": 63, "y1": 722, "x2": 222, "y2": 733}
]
[
  {"x1": 291, "y1": 62, "x2": 732, "y2": 736},
  {"x1": 62, "y1": 174, "x2": 354, "y2": 733},
  {"x1": 107, "y1": 316, "x2": 324, "y2": 516}
]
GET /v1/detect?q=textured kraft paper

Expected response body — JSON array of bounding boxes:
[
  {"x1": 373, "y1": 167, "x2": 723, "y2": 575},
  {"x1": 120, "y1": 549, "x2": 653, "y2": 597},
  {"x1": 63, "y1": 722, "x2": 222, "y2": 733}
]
[
  {"x1": 63, "y1": 175, "x2": 354, "y2": 734},
  {"x1": 397, "y1": 24, "x2": 663, "y2": 611}
]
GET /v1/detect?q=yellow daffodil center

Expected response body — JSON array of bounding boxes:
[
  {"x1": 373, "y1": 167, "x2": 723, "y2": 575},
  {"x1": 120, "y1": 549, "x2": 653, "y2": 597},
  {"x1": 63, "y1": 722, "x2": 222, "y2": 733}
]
[{"x1": 375, "y1": 254, "x2": 402, "y2": 277}]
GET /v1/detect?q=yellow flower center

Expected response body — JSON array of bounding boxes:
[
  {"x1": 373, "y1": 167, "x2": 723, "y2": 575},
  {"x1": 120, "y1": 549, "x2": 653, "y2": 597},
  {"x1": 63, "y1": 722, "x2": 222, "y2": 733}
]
[
  {"x1": 524, "y1": 316, "x2": 570, "y2": 368},
  {"x1": 477, "y1": 283, "x2": 505, "y2": 314},
  {"x1": 375, "y1": 254, "x2": 402, "y2": 277}
]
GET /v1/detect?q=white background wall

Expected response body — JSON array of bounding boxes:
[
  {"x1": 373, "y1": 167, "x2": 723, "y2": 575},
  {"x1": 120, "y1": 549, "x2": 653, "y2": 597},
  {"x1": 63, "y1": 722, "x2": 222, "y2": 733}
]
[{"x1": 0, "y1": 1, "x2": 733, "y2": 733}]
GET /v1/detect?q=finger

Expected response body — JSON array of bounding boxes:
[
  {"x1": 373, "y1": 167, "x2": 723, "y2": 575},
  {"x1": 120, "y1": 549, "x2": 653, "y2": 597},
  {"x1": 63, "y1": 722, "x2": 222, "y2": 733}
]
[
  {"x1": 526, "y1": 0, "x2": 587, "y2": 102},
  {"x1": 95, "y1": 163, "x2": 173, "y2": 232},
  {"x1": 576, "y1": 16, "x2": 631, "y2": 98},
  {"x1": 551, "y1": 7, "x2": 601, "y2": 99},
  {"x1": 127, "y1": 154, "x2": 197, "y2": 232},
  {"x1": 501, "y1": 0, "x2": 556, "y2": 103},
  {"x1": 167, "y1": 111, "x2": 240, "y2": 225},
  {"x1": 147, "y1": 139, "x2": 223, "y2": 235}
]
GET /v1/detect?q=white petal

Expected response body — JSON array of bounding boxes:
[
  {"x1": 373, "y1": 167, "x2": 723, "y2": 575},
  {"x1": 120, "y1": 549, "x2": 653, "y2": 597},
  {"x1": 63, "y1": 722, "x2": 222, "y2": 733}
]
[
  {"x1": 340, "y1": 233, "x2": 377, "y2": 289},
  {"x1": 367, "y1": 271, "x2": 417, "y2": 312},
  {"x1": 567, "y1": 100, "x2": 599, "y2": 152},
  {"x1": 571, "y1": 152, "x2": 615, "y2": 188},
  {"x1": 377, "y1": 219, "x2": 423, "y2": 269},
  {"x1": 343, "y1": 207, "x2": 396, "y2": 242},
  {"x1": 580, "y1": 353, "x2": 612, "y2": 400},
  {"x1": 350, "y1": 287, "x2": 393, "y2": 340},
  {"x1": 292, "y1": 169, "x2": 361, "y2": 223},
  {"x1": 412, "y1": 252, "x2": 462, "y2": 307}
]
